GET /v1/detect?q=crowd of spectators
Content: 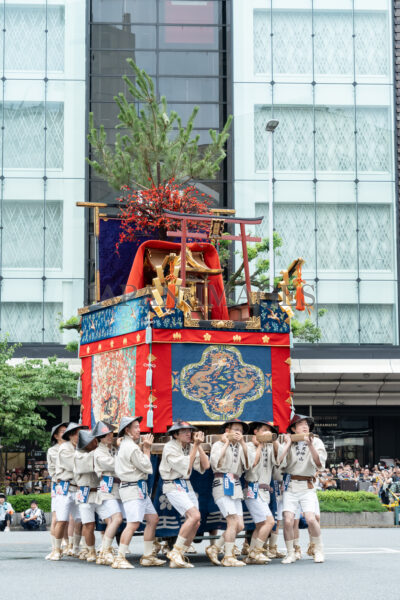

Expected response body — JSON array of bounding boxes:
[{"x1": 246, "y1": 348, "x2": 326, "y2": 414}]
[
  {"x1": 2, "y1": 468, "x2": 51, "y2": 496},
  {"x1": 315, "y1": 460, "x2": 400, "y2": 504}
]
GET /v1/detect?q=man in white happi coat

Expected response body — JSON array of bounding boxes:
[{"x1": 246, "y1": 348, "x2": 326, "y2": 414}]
[
  {"x1": 206, "y1": 418, "x2": 249, "y2": 567},
  {"x1": 51, "y1": 422, "x2": 88, "y2": 560},
  {"x1": 113, "y1": 415, "x2": 166, "y2": 569},
  {"x1": 92, "y1": 420, "x2": 123, "y2": 565},
  {"x1": 278, "y1": 414, "x2": 327, "y2": 564},
  {"x1": 243, "y1": 420, "x2": 278, "y2": 565},
  {"x1": 45, "y1": 421, "x2": 68, "y2": 560},
  {"x1": 74, "y1": 429, "x2": 100, "y2": 562},
  {"x1": 159, "y1": 420, "x2": 209, "y2": 569}
]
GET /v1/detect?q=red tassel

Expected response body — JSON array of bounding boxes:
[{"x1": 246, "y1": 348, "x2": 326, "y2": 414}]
[
  {"x1": 166, "y1": 282, "x2": 176, "y2": 309},
  {"x1": 295, "y1": 265, "x2": 305, "y2": 311}
]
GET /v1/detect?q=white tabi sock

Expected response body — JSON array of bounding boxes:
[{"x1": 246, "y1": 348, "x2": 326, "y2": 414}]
[
  {"x1": 55, "y1": 538, "x2": 62, "y2": 550},
  {"x1": 311, "y1": 536, "x2": 323, "y2": 549},
  {"x1": 174, "y1": 535, "x2": 186, "y2": 550},
  {"x1": 50, "y1": 535, "x2": 55, "y2": 549},
  {"x1": 255, "y1": 538, "x2": 264, "y2": 549},
  {"x1": 224, "y1": 542, "x2": 234, "y2": 557},
  {"x1": 270, "y1": 533, "x2": 278, "y2": 546},
  {"x1": 249, "y1": 537, "x2": 257, "y2": 550},
  {"x1": 73, "y1": 534, "x2": 81, "y2": 553},
  {"x1": 143, "y1": 540, "x2": 154, "y2": 556},
  {"x1": 215, "y1": 535, "x2": 225, "y2": 549},
  {"x1": 87, "y1": 545, "x2": 95, "y2": 552},
  {"x1": 102, "y1": 536, "x2": 113, "y2": 551},
  {"x1": 119, "y1": 543, "x2": 130, "y2": 557},
  {"x1": 294, "y1": 538, "x2": 300, "y2": 547},
  {"x1": 285, "y1": 540, "x2": 294, "y2": 552},
  {"x1": 68, "y1": 536, "x2": 73, "y2": 546}
]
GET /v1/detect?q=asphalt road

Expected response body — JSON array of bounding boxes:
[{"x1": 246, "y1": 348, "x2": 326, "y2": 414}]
[{"x1": 1, "y1": 529, "x2": 400, "y2": 600}]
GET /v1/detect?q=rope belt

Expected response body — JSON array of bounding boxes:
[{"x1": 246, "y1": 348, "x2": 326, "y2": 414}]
[
  {"x1": 162, "y1": 479, "x2": 190, "y2": 484},
  {"x1": 214, "y1": 472, "x2": 240, "y2": 481},
  {"x1": 290, "y1": 475, "x2": 316, "y2": 490}
]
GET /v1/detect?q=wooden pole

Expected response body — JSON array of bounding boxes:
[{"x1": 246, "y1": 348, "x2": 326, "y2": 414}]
[{"x1": 240, "y1": 222, "x2": 252, "y2": 314}]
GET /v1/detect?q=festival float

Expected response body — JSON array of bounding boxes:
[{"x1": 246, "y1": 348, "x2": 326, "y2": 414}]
[{"x1": 76, "y1": 196, "x2": 305, "y2": 537}]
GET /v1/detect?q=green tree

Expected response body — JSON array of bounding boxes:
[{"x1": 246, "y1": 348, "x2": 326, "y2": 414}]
[
  {"x1": 217, "y1": 234, "x2": 326, "y2": 343},
  {"x1": 87, "y1": 59, "x2": 232, "y2": 191},
  {"x1": 0, "y1": 338, "x2": 78, "y2": 452}
]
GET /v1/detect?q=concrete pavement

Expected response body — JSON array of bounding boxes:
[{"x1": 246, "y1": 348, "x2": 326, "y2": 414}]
[{"x1": 1, "y1": 529, "x2": 400, "y2": 600}]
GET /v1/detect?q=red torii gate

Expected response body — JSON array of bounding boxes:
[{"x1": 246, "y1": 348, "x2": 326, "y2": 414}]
[{"x1": 164, "y1": 209, "x2": 264, "y2": 312}]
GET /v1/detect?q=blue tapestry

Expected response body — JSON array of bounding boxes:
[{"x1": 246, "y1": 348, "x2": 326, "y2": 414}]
[
  {"x1": 99, "y1": 219, "x2": 148, "y2": 299},
  {"x1": 80, "y1": 296, "x2": 149, "y2": 344},
  {"x1": 260, "y1": 301, "x2": 290, "y2": 334},
  {"x1": 171, "y1": 344, "x2": 273, "y2": 422}
]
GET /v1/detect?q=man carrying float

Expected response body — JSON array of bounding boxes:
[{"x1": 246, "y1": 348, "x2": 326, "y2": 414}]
[
  {"x1": 243, "y1": 420, "x2": 278, "y2": 565},
  {"x1": 159, "y1": 420, "x2": 209, "y2": 568},
  {"x1": 278, "y1": 414, "x2": 327, "y2": 564},
  {"x1": 207, "y1": 419, "x2": 249, "y2": 567},
  {"x1": 113, "y1": 415, "x2": 165, "y2": 569}
]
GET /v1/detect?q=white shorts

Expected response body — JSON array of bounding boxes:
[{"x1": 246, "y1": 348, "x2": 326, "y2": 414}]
[
  {"x1": 282, "y1": 488, "x2": 318, "y2": 515},
  {"x1": 124, "y1": 497, "x2": 157, "y2": 523},
  {"x1": 276, "y1": 496, "x2": 283, "y2": 521},
  {"x1": 79, "y1": 502, "x2": 97, "y2": 524},
  {"x1": 54, "y1": 492, "x2": 81, "y2": 522},
  {"x1": 166, "y1": 490, "x2": 198, "y2": 517},
  {"x1": 215, "y1": 497, "x2": 243, "y2": 518},
  {"x1": 96, "y1": 498, "x2": 124, "y2": 520},
  {"x1": 245, "y1": 497, "x2": 272, "y2": 524},
  {"x1": 51, "y1": 496, "x2": 56, "y2": 513}
]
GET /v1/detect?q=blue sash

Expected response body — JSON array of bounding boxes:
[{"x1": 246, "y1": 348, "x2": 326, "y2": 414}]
[
  {"x1": 55, "y1": 480, "x2": 70, "y2": 496},
  {"x1": 174, "y1": 479, "x2": 189, "y2": 493},
  {"x1": 100, "y1": 475, "x2": 114, "y2": 494},
  {"x1": 246, "y1": 481, "x2": 259, "y2": 499},
  {"x1": 137, "y1": 480, "x2": 148, "y2": 499},
  {"x1": 76, "y1": 486, "x2": 90, "y2": 504},
  {"x1": 223, "y1": 473, "x2": 235, "y2": 496}
]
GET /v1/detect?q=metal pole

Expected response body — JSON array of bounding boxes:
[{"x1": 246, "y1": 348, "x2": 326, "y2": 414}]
[
  {"x1": 268, "y1": 130, "x2": 274, "y2": 292},
  {"x1": 265, "y1": 119, "x2": 279, "y2": 292}
]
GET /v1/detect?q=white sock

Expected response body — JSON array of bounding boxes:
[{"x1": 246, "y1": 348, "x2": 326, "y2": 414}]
[
  {"x1": 294, "y1": 538, "x2": 300, "y2": 547},
  {"x1": 55, "y1": 538, "x2": 62, "y2": 549},
  {"x1": 119, "y1": 543, "x2": 130, "y2": 557},
  {"x1": 87, "y1": 545, "x2": 95, "y2": 552},
  {"x1": 143, "y1": 540, "x2": 154, "y2": 556},
  {"x1": 249, "y1": 537, "x2": 257, "y2": 550},
  {"x1": 255, "y1": 538, "x2": 264, "y2": 549},
  {"x1": 50, "y1": 535, "x2": 55, "y2": 549},
  {"x1": 215, "y1": 535, "x2": 225, "y2": 549},
  {"x1": 270, "y1": 533, "x2": 278, "y2": 546},
  {"x1": 68, "y1": 536, "x2": 73, "y2": 546},
  {"x1": 311, "y1": 535, "x2": 322, "y2": 549},
  {"x1": 102, "y1": 536, "x2": 113, "y2": 551},
  {"x1": 73, "y1": 534, "x2": 81, "y2": 552},
  {"x1": 224, "y1": 542, "x2": 234, "y2": 557},
  {"x1": 174, "y1": 535, "x2": 186, "y2": 550},
  {"x1": 285, "y1": 540, "x2": 294, "y2": 552}
]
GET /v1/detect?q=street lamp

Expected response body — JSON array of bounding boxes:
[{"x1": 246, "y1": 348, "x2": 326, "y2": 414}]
[{"x1": 265, "y1": 119, "x2": 279, "y2": 292}]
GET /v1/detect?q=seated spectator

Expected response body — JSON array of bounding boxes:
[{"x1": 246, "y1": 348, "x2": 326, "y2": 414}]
[
  {"x1": 20, "y1": 501, "x2": 44, "y2": 531},
  {"x1": 322, "y1": 474, "x2": 337, "y2": 490},
  {"x1": 23, "y1": 474, "x2": 32, "y2": 494},
  {"x1": 0, "y1": 493, "x2": 14, "y2": 532}
]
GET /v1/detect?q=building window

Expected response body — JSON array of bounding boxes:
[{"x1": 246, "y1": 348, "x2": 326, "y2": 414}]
[
  {"x1": 254, "y1": 105, "x2": 391, "y2": 175},
  {"x1": 2, "y1": 201, "x2": 63, "y2": 269},
  {"x1": 253, "y1": 9, "x2": 390, "y2": 78},
  {"x1": 1, "y1": 302, "x2": 62, "y2": 343},
  {"x1": 3, "y1": 102, "x2": 64, "y2": 170},
  {"x1": 3, "y1": 4, "x2": 65, "y2": 73}
]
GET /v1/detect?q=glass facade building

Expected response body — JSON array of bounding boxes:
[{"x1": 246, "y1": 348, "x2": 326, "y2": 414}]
[
  {"x1": 0, "y1": 0, "x2": 86, "y2": 345},
  {"x1": 233, "y1": 0, "x2": 398, "y2": 345},
  {"x1": 88, "y1": 0, "x2": 232, "y2": 303}
]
